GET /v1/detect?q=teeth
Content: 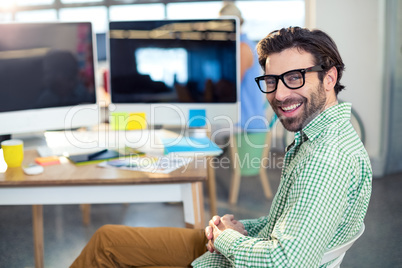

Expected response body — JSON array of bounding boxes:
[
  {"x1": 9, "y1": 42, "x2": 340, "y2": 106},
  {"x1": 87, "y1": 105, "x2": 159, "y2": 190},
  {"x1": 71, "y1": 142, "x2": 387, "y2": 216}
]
[{"x1": 282, "y1": 103, "x2": 301, "y2": 111}]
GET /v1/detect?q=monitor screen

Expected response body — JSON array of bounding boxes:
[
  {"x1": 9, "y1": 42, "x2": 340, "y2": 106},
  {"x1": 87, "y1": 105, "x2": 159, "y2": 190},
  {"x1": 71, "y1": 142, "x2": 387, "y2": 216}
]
[
  {"x1": 108, "y1": 18, "x2": 239, "y2": 127},
  {"x1": 0, "y1": 22, "x2": 98, "y2": 136}
]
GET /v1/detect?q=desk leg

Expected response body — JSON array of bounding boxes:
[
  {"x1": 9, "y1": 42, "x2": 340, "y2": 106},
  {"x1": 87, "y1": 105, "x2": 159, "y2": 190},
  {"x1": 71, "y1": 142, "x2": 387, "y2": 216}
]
[
  {"x1": 80, "y1": 204, "x2": 91, "y2": 226},
  {"x1": 184, "y1": 182, "x2": 205, "y2": 229},
  {"x1": 32, "y1": 205, "x2": 44, "y2": 268},
  {"x1": 192, "y1": 181, "x2": 205, "y2": 228},
  {"x1": 205, "y1": 130, "x2": 217, "y2": 217},
  {"x1": 207, "y1": 156, "x2": 217, "y2": 216}
]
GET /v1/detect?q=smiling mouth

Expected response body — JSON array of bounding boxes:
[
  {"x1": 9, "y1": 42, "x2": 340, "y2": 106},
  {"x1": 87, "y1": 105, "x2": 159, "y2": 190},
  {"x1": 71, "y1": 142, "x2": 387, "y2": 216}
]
[{"x1": 280, "y1": 102, "x2": 302, "y2": 113}]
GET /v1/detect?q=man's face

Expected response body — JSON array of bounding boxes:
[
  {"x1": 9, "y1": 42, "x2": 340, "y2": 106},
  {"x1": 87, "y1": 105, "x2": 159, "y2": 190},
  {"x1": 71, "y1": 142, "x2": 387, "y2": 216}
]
[{"x1": 265, "y1": 48, "x2": 328, "y2": 132}]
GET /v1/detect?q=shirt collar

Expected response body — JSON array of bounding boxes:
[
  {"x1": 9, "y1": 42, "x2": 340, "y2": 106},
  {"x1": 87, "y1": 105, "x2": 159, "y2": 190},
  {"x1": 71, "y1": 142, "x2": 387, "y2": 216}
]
[{"x1": 300, "y1": 102, "x2": 352, "y2": 142}]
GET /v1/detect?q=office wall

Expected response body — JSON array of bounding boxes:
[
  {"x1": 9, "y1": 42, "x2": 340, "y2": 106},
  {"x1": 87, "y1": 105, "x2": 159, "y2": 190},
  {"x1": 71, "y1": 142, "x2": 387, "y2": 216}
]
[
  {"x1": 384, "y1": 0, "x2": 402, "y2": 174},
  {"x1": 307, "y1": 0, "x2": 387, "y2": 177}
]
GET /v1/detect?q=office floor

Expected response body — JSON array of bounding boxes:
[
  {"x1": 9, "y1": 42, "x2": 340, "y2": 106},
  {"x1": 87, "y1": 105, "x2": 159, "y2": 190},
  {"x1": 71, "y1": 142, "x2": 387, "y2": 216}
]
[{"x1": 0, "y1": 149, "x2": 401, "y2": 268}]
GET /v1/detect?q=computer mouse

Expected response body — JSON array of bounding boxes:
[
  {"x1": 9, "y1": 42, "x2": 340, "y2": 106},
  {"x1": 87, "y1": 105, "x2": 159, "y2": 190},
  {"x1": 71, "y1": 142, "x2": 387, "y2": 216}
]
[{"x1": 23, "y1": 164, "x2": 44, "y2": 175}]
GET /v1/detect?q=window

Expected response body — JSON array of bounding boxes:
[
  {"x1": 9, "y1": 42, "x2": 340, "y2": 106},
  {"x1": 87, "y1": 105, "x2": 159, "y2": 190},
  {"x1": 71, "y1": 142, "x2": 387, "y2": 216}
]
[
  {"x1": 0, "y1": 0, "x2": 306, "y2": 62},
  {"x1": 165, "y1": 1, "x2": 305, "y2": 41},
  {"x1": 15, "y1": 9, "x2": 57, "y2": 22},
  {"x1": 237, "y1": 0, "x2": 305, "y2": 41},
  {"x1": 59, "y1": 6, "x2": 108, "y2": 33},
  {"x1": 16, "y1": 0, "x2": 54, "y2": 5},
  {"x1": 0, "y1": 0, "x2": 13, "y2": 10},
  {"x1": 0, "y1": 12, "x2": 12, "y2": 22},
  {"x1": 166, "y1": 1, "x2": 222, "y2": 19},
  {"x1": 61, "y1": 0, "x2": 102, "y2": 3},
  {"x1": 109, "y1": 4, "x2": 165, "y2": 21}
]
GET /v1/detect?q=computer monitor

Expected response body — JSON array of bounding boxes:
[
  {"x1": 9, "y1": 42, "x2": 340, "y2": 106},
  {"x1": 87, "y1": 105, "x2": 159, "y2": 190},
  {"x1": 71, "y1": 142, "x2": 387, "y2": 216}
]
[
  {"x1": 108, "y1": 18, "x2": 239, "y2": 129},
  {"x1": 0, "y1": 22, "x2": 98, "y2": 137}
]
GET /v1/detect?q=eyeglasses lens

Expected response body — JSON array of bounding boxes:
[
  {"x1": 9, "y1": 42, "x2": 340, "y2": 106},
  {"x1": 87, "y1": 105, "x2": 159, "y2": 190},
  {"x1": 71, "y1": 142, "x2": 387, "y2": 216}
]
[
  {"x1": 260, "y1": 77, "x2": 276, "y2": 92},
  {"x1": 283, "y1": 71, "x2": 304, "y2": 88}
]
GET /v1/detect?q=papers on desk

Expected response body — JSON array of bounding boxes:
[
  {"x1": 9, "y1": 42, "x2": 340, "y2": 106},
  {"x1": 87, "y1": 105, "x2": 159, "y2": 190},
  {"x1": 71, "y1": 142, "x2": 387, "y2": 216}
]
[
  {"x1": 38, "y1": 129, "x2": 166, "y2": 157},
  {"x1": 98, "y1": 155, "x2": 193, "y2": 174},
  {"x1": 35, "y1": 130, "x2": 218, "y2": 172}
]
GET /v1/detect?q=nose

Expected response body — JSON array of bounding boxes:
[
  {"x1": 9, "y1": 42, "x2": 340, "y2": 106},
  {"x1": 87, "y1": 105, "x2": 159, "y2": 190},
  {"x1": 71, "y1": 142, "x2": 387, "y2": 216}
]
[{"x1": 273, "y1": 79, "x2": 292, "y2": 102}]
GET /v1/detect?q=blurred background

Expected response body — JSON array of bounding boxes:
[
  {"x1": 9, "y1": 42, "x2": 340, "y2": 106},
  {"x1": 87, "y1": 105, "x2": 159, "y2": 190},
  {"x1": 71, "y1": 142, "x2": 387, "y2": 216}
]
[{"x1": 1, "y1": 0, "x2": 401, "y2": 177}]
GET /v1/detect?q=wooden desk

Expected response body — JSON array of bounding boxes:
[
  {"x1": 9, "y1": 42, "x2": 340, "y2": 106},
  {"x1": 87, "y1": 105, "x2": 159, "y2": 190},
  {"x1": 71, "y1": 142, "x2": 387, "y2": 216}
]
[{"x1": 0, "y1": 150, "x2": 207, "y2": 268}]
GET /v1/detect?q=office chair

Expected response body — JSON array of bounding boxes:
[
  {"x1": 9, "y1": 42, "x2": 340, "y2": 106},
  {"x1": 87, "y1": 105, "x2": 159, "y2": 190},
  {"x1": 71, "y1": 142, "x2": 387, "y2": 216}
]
[
  {"x1": 226, "y1": 102, "x2": 278, "y2": 205},
  {"x1": 228, "y1": 130, "x2": 273, "y2": 204},
  {"x1": 144, "y1": 224, "x2": 364, "y2": 268},
  {"x1": 143, "y1": 223, "x2": 365, "y2": 268},
  {"x1": 320, "y1": 223, "x2": 365, "y2": 268}
]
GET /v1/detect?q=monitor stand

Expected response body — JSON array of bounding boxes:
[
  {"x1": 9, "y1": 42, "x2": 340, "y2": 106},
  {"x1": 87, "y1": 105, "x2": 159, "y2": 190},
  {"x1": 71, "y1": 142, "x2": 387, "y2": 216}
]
[{"x1": 11, "y1": 132, "x2": 48, "y2": 150}]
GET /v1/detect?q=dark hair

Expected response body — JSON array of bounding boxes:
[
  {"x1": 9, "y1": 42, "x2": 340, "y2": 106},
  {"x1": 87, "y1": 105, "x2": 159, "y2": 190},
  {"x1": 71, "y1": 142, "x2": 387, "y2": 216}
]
[{"x1": 257, "y1": 27, "x2": 345, "y2": 95}]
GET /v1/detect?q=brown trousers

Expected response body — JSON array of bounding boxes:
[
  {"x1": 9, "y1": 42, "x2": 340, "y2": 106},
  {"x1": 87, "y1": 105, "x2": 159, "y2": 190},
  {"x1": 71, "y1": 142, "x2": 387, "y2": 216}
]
[{"x1": 70, "y1": 225, "x2": 208, "y2": 268}]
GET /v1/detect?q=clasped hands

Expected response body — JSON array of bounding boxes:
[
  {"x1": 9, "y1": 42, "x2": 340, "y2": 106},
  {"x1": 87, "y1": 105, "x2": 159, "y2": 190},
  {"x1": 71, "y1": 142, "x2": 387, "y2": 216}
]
[{"x1": 205, "y1": 214, "x2": 248, "y2": 253}]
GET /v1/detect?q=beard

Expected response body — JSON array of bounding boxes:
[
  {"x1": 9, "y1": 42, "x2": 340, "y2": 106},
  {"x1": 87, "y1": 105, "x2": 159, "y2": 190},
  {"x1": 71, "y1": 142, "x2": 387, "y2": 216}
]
[{"x1": 272, "y1": 83, "x2": 327, "y2": 132}]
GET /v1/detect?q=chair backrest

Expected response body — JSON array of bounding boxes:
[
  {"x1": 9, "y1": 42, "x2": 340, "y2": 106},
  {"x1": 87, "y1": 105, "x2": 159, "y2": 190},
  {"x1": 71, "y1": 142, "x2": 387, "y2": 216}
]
[
  {"x1": 233, "y1": 131, "x2": 270, "y2": 176},
  {"x1": 232, "y1": 101, "x2": 277, "y2": 177},
  {"x1": 319, "y1": 223, "x2": 365, "y2": 267}
]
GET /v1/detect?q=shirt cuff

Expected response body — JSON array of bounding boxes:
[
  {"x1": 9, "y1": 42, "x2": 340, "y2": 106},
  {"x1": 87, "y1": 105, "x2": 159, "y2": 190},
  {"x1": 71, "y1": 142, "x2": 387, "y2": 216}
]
[{"x1": 214, "y1": 229, "x2": 245, "y2": 256}]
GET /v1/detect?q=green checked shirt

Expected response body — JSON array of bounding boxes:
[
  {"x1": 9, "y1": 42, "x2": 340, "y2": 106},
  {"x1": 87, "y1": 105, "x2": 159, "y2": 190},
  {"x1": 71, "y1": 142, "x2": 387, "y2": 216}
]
[{"x1": 192, "y1": 102, "x2": 372, "y2": 267}]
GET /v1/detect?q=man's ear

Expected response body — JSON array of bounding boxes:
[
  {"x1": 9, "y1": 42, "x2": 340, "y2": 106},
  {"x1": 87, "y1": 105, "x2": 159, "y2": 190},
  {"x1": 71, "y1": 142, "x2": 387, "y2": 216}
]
[{"x1": 324, "y1": 66, "x2": 338, "y2": 91}]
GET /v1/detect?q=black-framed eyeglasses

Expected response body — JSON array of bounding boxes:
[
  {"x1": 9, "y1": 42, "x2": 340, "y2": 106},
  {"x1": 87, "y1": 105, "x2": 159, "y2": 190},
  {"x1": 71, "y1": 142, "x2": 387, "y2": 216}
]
[{"x1": 255, "y1": 64, "x2": 325, "y2": 93}]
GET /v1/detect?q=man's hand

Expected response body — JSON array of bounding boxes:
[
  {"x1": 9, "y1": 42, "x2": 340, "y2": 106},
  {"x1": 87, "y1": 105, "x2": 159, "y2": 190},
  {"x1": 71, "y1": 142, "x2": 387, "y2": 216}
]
[{"x1": 205, "y1": 214, "x2": 248, "y2": 253}]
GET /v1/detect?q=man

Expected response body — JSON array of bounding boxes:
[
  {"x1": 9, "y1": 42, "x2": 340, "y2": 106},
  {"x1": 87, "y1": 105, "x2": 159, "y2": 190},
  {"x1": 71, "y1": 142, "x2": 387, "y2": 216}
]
[{"x1": 71, "y1": 27, "x2": 372, "y2": 268}]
